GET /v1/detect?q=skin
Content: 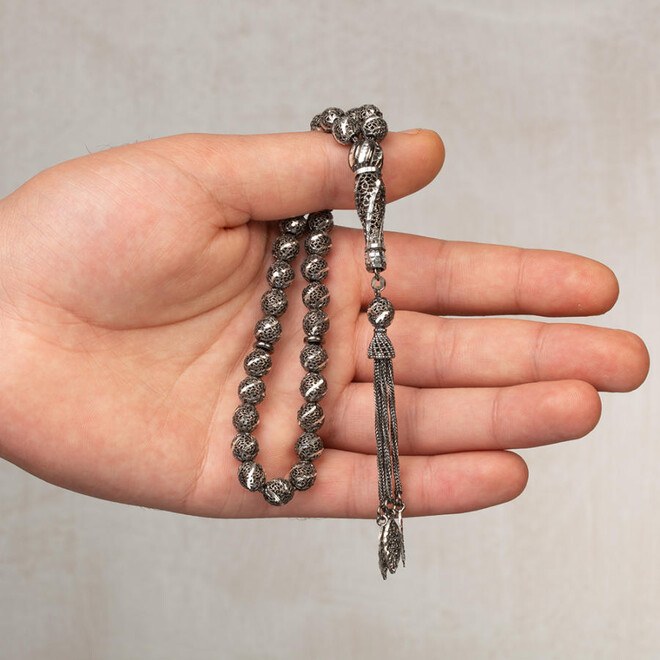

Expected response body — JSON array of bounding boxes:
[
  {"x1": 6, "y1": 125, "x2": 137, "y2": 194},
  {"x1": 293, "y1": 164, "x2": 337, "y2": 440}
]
[{"x1": 0, "y1": 129, "x2": 649, "y2": 519}]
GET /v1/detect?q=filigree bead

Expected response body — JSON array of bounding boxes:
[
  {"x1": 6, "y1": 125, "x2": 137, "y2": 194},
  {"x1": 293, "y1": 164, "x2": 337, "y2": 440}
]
[
  {"x1": 238, "y1": 376, "x2": 266, "y2": 404},
  {"x1": 319, "y1": 107, "x2": 344, "y2": 132},
  {"x1": 302, "y1": 283, "x2": 330, "y2": 310},
  {"x1": 272, "y1": 234, "x2": 300, "y2": 262},
  {"x1": 254, "y1": 315, "x2": 282, "y2": 344},
  {"x1": 295, "y1": 433, "x2": 324, "y2": 460},
  {"x1": 267, "y1": 261, "x2": 295, "y2": 289},
  {"x1": 279, "y1": 216, "x2": 307, "y2": 237},
  {"x1": 332, "y1": 114, "x2": 360, "y2": 144},
  {"x1": 310, "y1": 114, "x2": 324, "y2": 131},
  {"x1": 301, "y1": 255, "x2": 329, "y2": 282},
  {"x1": 304, "y1": 231, "x2": 332, "y2": 256},
  {"x1": 300, "y1": 344, "x2": 328, "y2": 372},
  {"x1": 359, "y1": 104, "x2": 383, "y2": 120},
  {"x1": 262, "y1": 478, "x2": 295, "y2": 506},
  {"x1": 233, "y1": 403, "x2": 259, "y2": 432},
  {"x1": 238, "y1": 461, "x2": 266, "y2": 492},
  {"x1": 367, "y1": 296, "x2": 395, "y2": 328},
  {"x1": 231, "y1": 433, "x2": 259, "y2": 461},
  {"x1": 308, "y1": 211, "x2": 334, "y2": 233},
  {"x1": 289, "y1": 461, "x2": 317, "y2": 491},
  {"x1": 261, "y1": 289, "x2": 288, "y2": 317},
  {"x1": 303, "y1": 310, "x2": 329, "y2": 337},
  {"x1": 244, "y1": 348, "x2": 272, "y2": 377},
  {"x1": 300, "y1": 372, "x2": 327, "y2": 402},
  {"x1": 362, "y1": 115, "x2": 388, "y2": 142},
  {"x1": 298, "y1": 402, "x2": 325, "y2": 432}
]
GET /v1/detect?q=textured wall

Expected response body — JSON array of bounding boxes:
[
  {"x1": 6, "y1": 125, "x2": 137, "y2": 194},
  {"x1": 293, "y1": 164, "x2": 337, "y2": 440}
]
[{"x1": 0, "y1": 1, "x2": 658, "y2": 658}]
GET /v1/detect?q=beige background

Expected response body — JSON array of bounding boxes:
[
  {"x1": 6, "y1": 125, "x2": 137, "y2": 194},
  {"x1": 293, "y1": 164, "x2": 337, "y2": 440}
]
[{"x1": 0, "y1": 1, "x2": 658, "y2": 658}]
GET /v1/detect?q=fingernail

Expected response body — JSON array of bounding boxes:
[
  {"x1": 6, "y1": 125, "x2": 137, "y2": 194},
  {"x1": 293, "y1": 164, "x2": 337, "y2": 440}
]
[{"x1": 401, "y1": 128, "x2": 422, "y2": 135}]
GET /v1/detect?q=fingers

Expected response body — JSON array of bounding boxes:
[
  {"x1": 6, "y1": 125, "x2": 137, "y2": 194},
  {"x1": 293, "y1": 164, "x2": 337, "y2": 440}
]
[
  {"x1": 335, "y1": 230, "x2": 620, "y2": 317},
  {"x1": 328, "y1": 380, "x2": 601, "y2": 455},
  {"x1": 354, "y1": 313, "x2": 650, "y2": 392},
  {"x1": 142, "y1": 129, "x2": 445, "y2": 224}
]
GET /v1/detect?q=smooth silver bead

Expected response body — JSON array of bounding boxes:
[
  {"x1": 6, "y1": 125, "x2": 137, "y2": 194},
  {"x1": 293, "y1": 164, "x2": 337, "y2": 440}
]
[
  {"x1": 362, "y1": 115, "x2": 388, "y2": 142},
  {"x1": 304, "y1": 231, "x2": 332, "y2": 256},
  {"x1": 303, "y1": 310, "x2": 329, "y2": 337},
  {"x1": 332, "y1": 114, "x2": 360, "y2": 144},
  {"x1": 302, "y1": 283, "x2": 330, "y2": 310},
  {"x1": 267, "y1": 260, "x2": 295, "y2": 289},
  {"x1": 238, "y1": 461, "x2": 266, "y2": 491},
  {"x1": 298, "y1": 402, "x2": 325, "y2": 432},
  {"x1": 262, "y1": 478, "x2": 294, "y2": 506},
  {"x1": 349, "y1": 139, "x2": 384, "y2": 172},
  {"x1": 367, "y1": 296, "x2": 395, "y2": 328},
  {"x1": 300, "y1": 372, "x2": 327, "y2": 402},
  {"x1": 233, "y1": 403, "x2": 259, "y2": 432},
  {"x1": 279, "y1": 216, "x2": 307, "y2": 237},
  {"x1": 244, "y1": 348, "x2": 272, "y2": 377},
  {"x1": 289, "y1": 461, "x2": 317, "y2": 491},
  {"x1": 319, "y1": 107, "x2": 344, "y2": 132},
  {"x1": 254, "y1": 340, "x2": 273, "y2": 352},
  {"x1": 238, "y1": 376, "x2": 266, "y2": 404},
  {"x1": 254, "y1": 315, "x2": 282, "y2": 344},
  {"x1": 272, "y1": 234, "x2": 299, "y2": 262},
  {"x1": 295, "y1": 433, "x2": 324, "y2": 460},
  {"x1": 231, "y1": 433, "x2": 259, "y2": 461},
  {"x1": 300, "y1": 344, "x2": 328, "y2": 372},
  {"x1": 301, "y1": 255, "x2": 329, "y2": 282},
  {"x1": 261, "y1": 289, "x2": 288, "y2": 317},
  {"x1": 308, "y1": 210, "x2": 334, "y2": 233}
]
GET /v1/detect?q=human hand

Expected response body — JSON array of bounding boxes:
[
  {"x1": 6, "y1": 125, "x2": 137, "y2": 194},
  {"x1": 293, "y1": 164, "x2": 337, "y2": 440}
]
[{"x1": 0, "y1": 129, "x2": 648, "y2": 518}]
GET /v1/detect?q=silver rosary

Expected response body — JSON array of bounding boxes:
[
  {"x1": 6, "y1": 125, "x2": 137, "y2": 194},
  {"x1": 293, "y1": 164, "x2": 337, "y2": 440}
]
[{"x1": 230, "y1": 105, "x2": 405, "y2": 579}]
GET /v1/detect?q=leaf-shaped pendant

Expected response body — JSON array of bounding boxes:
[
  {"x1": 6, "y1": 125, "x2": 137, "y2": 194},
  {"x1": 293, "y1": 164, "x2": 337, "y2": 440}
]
[{"x1": 378, "y1": 517, "x2": 403, "y2": 579}]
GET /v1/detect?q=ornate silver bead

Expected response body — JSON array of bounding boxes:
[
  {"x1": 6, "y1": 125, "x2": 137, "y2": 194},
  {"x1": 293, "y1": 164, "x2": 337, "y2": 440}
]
[
  {"x1": 244, "y1": 348, "x2": 272, "y2": 377},
  {"x1": 279, "y1": 216, "x2": 307, "y2": 237},
  {"x1": 367, "y1": 296, "x2": 395, "y2": 328},
  {"x1": 308, "y1": 210, "x2": 334, "y2": 233},
  {"x1": 302, "y1": 283, "x2": 330, "y2": 310},
  {"x1": 272, "y1": 234, "x2": 300, "y2": 262},
  {"x1": 304, "y1": 231, "x2": 332, "y2": 256},
  {"x1": 310, "y1": 114, "x2": 324, "y2": 131},
  {"x1": 233, "y1": 403, "x2": 259, "y2": 432},
  {"x1": 298, "y1": 402, "x2": 325, "y2": 432},
  {"x1": 349, "y1": 138, "x2": 384, "y2": 172},
  {"x1": 359, "y1": 104, "x2": 383, "y2": 120},
  {"x1": 300, "y1": 344, "x2": 328, "y2": 372},
  {"x1": 301, "y1": 255, "x2": 329, "y2": 282},
  {"x1": 238, "y1": 376, "x2": 266, "y2": 404},
  {"x1": 332, "y1": 114, "x2": 360, "y2": 145},
  {"x1": 267, "y1": 260, "x2": 295, "y2": 289},
  {"x1": 238, "y1": 461, "x2": 266, "y2": 492},
  {"x1": 362, "y1": 115, "x2": 388, "y2": 142},
  {"x1": 262, "y1": 478, "x2": 295, "y2": 506},
  {"x1": 289, "y1": 461, "x2": 317, "y2": 491},
  {"x1": 300, "y1": 372, "x2": 327, "y2": 402},
  {"x1": 261, "y1": 289, "x2": 288, "y2": 317},
  {"x1": 319, "y1": 107, "x2": 344, "y2": 132},
  {"x1": 295, "y1": 433, "x2": 324, "y2": 460},
  {"x1": 231, "y1": 433, "x2": 259, "y2": 461},
  {"x1": 303, "y1": 310, "x2": 329, "y2": 337},
  {"x1": 254, "y1": 315, "x2": 282, "y2": 344}
]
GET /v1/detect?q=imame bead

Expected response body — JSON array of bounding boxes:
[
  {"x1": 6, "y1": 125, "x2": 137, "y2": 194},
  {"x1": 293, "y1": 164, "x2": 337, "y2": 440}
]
[
  {"x1": 304, "y1": 231, "x2": 332, "y2": 256},
  {"x1": 244, "y1": 348, "x2": 272, "y2": 377},
  {"x1": 254, "y1": 315, "x2": 282, "y2": 344},
  {"x1": 238, "y1": 461, "x2": 266, "y2": 492},
  {"x1": 308, "y1": 210, "x2": 334, "y2": 233},
  {"x1": 319, "y1": 107, "x2": 345, "y2": 132},
  {"x1": 261, "y1": 288, "x2": 288, "y2": 317},
  {"x1": 279, "y1": 216, "x2": 307, "y2": 237},
  {"x1": 301, "y1": 255, "x2": 329, "y2": 282},
  {"x1": 300, "y1": 344, "x2": 328, "y2": 372},
  {"x1": 300, "y1": 372, "x2": 327, "y2": 402},
  {"x1": 267, "y1": 260, "x2": 295, "y2": 289},
  {"x1": 231, "y1": 433, "x2": 259, "y2": 461},
  {"x1": 362, "y1": 115, "x2": 388, "y2": 142},
  {"x1": 238, "y1": 376, "x2": 266, "y2": 404},
  {"x1": 289, "y1": 461, "x2": 317, "y2": 491},
  {"x1": 262, "y1": 478, "x2": 295, "y2": 506},
  {"x1": 233, "y1": 403, "x2": 259, "y2": 432},
  {"x1": 295, "y1": 433, "x2": 324, "y2": 460},
  {"x1": 302, "y1": 283, "x2": 330, "y2": 310},
  {"x1": 298, "y1": 402, "x2": 325, "y2": 432},
  {"x1": 272, "y1": 234, "x2": 299, "y2": 262},
  {"x1": 367, "y1": 296, "x2": 395, "y2": 328},
  {"x1": 303, "y1": 310, "x2": 329, "y2": 338}
]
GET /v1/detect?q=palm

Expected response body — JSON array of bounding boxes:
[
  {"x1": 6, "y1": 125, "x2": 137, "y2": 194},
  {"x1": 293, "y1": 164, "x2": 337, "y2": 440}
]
[{"x1": 0, "y1": 131, "x2": 648, "y2": 519}]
